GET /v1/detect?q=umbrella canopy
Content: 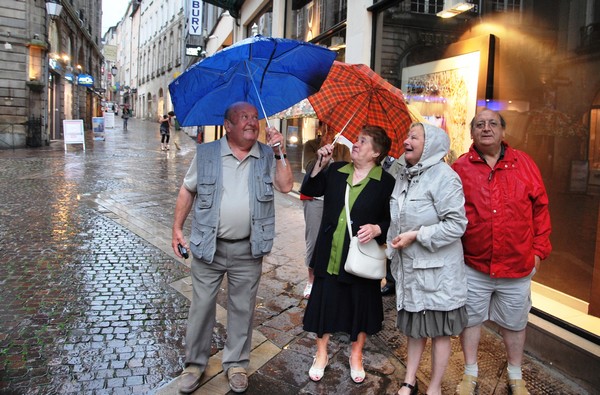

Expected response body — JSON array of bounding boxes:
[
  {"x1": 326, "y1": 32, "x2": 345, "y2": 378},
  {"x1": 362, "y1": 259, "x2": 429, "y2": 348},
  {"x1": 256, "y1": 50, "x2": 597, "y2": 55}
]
[
  {"x1": 308, "y1": 61, "x2": 413, "y2": 158},
  {"x1": 169, "y1": 35, "x2": 336, "y2": 127}
]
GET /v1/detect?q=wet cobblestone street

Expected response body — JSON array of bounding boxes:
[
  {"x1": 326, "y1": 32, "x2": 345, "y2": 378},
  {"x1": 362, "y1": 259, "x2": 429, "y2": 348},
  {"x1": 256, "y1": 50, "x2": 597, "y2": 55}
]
[
  {"x1": 0, "y1": 119, "x2": 592, "y2": 394},
  {"x1": 0, "y1": 121, "x2": 195, "y2": 393}
]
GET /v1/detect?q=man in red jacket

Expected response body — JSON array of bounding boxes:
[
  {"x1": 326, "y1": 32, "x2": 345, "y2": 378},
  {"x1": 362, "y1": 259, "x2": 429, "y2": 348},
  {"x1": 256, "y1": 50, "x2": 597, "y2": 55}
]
[{"x1": 452, "y1": 109, "x2": 552, "y2": 395}]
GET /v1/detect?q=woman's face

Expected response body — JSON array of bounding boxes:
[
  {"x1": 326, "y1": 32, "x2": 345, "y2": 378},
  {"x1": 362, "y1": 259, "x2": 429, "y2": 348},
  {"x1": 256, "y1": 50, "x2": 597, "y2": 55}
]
[
  {"x1": 351, "y1": 132, "x2": 380, "y2": 165},
  {"x1": 404, "y1": 125, "x2": 425, "y2": 166}
]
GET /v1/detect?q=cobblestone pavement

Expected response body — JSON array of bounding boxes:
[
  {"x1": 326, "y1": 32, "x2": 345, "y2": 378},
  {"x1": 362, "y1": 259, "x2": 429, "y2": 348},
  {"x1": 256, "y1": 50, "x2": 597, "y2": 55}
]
[{"x1": 0, "y1": 119, "x2": 590, "y2": 394}]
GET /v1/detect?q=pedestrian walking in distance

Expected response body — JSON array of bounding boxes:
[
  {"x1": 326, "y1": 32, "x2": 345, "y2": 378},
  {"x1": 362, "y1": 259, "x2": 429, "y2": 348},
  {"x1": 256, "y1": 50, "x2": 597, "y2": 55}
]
[
  {"x1": 122, "y1": 107, "x2": 130, "y2": 130},
  {"x1": 159, "y1": 114, "x2": 170, "y2": 151}
]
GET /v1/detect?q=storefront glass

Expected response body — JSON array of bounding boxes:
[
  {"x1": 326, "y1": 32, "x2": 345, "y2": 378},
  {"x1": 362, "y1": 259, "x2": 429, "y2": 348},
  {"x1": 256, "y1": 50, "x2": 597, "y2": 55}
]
[
  {"x1": 246, "y1": 3, "x2": 273, "y2": 37},
  {"x1": 373, "y1": 0, "x2": 600, "y2": 336}
]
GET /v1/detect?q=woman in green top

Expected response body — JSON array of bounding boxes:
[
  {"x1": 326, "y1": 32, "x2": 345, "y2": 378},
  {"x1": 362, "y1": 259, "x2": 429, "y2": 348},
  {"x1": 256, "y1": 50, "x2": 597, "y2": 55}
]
[{"x1": 300, "y1": 126, "x2": 395, "y2": 384}]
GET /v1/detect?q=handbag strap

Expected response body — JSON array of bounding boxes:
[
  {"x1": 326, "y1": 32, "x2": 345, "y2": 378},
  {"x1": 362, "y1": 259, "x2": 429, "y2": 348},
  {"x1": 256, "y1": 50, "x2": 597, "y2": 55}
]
[{"x1": 344, "y1": 184, "x2": 353, "y2": 238}]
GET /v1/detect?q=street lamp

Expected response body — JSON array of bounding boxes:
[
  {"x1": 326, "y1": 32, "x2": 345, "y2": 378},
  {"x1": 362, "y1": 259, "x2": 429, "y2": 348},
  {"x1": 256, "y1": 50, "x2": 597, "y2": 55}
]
[
  {"x1": 110, "y1": 65, "x2": 118, "y2": 101},
  {"x1": 45, "y1": 0, "x2": 63, "y2": 20}
]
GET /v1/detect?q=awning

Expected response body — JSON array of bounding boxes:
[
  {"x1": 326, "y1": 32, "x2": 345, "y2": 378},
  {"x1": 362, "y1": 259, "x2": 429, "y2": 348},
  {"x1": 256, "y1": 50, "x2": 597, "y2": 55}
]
[{"x1": 203, "y1": 0, "x2": 245, "y2": 18}]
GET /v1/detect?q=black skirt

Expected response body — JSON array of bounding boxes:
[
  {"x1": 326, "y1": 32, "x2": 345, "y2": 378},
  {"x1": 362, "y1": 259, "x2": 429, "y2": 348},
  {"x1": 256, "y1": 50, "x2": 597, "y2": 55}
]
[{"x1": 303, "y1": 272, "x2": 383, "y2": 342}]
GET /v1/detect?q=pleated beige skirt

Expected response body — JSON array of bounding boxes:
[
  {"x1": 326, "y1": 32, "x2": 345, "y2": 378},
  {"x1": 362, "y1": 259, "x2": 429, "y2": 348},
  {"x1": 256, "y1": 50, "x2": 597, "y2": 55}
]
[{"x1": 396, "y1": 306, "x2": 468, "y2": 339}]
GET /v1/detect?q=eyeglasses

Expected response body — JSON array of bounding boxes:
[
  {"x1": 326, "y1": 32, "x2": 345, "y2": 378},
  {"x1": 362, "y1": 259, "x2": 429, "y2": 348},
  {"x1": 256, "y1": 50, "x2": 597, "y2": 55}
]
[{"x1": 474, "y1": 120, "x2": 501, "y2": 129}]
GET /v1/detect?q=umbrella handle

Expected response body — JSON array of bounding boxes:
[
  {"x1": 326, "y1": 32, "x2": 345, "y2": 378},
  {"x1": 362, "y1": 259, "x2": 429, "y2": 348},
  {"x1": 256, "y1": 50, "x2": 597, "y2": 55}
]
[{"x1": 245, "y1": 60, "x2": 286, "y2": 167}]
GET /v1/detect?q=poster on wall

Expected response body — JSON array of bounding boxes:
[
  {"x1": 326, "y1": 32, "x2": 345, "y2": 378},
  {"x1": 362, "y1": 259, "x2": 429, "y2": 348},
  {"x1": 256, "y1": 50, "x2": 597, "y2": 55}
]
[
  {"x1": 104, "y1": 111, "x2": 115, "y2": 129},
  {"x1": 402, "y1": 51, "x2": 480, "y2": 161},
  {"x1": 63, "y1": 119, "x2": 85, "y2": 151}
]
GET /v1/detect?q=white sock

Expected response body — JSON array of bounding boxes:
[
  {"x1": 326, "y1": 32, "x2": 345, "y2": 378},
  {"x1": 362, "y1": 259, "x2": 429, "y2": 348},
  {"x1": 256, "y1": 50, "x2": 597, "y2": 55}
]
[
  {"x1": 464, "y1": 363, "x2": 478, "y2": 377},
  {"x1": 507, "y1": 364, "x2": 522, "y2": 380}
]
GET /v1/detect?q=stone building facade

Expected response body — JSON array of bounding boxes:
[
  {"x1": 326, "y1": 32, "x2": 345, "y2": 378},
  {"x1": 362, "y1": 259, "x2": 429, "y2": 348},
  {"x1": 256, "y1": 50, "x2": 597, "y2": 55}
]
[{"x1": 0, "y1": 0, "x2": 103, "y2": 148}]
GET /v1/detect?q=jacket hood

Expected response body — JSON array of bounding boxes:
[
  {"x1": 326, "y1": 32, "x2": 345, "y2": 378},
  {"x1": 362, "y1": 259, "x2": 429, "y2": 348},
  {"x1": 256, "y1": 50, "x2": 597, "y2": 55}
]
[{"x1": 399, "y1": 123, "x2": 449, "y2": 175}]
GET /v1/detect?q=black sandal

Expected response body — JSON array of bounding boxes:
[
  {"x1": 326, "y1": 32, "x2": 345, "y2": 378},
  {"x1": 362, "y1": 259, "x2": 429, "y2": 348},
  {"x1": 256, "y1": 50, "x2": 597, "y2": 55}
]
[{"x1": 398, "y1": 381, "x2": 418, "y2": 395}]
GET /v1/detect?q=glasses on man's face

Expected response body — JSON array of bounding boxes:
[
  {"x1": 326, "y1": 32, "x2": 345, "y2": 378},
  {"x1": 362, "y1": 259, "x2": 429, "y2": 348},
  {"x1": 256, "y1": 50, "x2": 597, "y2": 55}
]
[{"x1": 474, "y1": 120, "x2": 501, "y2": 130}]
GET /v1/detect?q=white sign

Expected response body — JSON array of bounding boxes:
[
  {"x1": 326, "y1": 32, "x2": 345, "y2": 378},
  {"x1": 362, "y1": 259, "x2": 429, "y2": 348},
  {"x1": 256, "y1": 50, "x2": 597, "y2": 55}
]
[
  {"x1": 104, "y1": 111, "x2": 115, "y2": 129},
  {"x1": 92, "y1": 117, "x2": 105, "y2": 141},
  {"x1": 63, "y1": 119, "x2": 86, "y2": 151},
  {"x1": 188, "y1": 0, "x2": 203, "y2": 35},
  {"x1": 103, "y1": 45, "x2": 117, "y2": 62}
]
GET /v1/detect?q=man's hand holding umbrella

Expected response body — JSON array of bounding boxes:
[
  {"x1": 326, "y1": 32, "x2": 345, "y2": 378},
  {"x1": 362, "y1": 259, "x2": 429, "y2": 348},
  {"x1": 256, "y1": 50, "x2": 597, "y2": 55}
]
[
  {"x1": 265, "y1": 125, "x2": 293, "y2": 189},
  {"x1": 266, "y1": 126, "x2": 284, "y2": 147}
]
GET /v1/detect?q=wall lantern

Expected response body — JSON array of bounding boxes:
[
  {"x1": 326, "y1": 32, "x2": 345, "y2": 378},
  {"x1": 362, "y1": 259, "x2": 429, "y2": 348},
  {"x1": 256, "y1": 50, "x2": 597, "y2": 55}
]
[
  {"x1": 45, "y1": 0, "x2": 63, "y2": 19},
  {"x1": 437, "y1": 1, "x2": 475, "y2": 18},
  {"x1": 111, "y1": 65, "x2": 118, "y2": 76}
]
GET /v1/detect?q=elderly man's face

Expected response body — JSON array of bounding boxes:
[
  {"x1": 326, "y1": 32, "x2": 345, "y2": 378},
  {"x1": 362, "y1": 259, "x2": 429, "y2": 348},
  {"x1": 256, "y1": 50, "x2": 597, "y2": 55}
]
[
  {"x1": 471, "y1": 110, "x2": 505, "y2": 150},
  {"x1": 225, "y1": 103, "x2": 260, "y2": 149}
]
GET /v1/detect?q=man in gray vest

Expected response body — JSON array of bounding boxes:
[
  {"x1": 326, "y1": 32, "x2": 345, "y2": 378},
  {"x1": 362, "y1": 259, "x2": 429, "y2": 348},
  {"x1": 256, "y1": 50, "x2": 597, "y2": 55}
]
[{"x1": 172, "y1": 101, "x2": 293, "y2": 393}]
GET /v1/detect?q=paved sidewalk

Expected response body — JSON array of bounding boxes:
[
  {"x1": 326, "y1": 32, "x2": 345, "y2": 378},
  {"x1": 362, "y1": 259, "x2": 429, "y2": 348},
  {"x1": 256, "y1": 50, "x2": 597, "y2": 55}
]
[{"x1": 0, "y1": 118, "x2": 589, "y2": 394}]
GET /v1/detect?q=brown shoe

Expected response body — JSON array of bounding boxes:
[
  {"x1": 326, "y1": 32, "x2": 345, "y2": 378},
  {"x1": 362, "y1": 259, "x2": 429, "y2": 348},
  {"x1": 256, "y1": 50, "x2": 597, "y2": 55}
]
[
  {"x1": 456, "y1": 374, "x2": 478, "y2": 395},
  {"x1": 227, "y1": 366, "x2": 248, "y2": 393},
  {"x1": 508, "y1": 378, "x2": 530, "y2": 395},
  {"x1": 178, "y1": 364, "x2": 202, "y2": 394}
]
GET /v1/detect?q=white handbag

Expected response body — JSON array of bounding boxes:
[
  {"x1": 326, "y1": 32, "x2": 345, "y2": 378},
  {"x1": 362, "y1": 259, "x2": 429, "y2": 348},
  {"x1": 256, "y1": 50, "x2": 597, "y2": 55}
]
[{"x1": 342, "y1": 185, "x2": 387, "y2": 280}]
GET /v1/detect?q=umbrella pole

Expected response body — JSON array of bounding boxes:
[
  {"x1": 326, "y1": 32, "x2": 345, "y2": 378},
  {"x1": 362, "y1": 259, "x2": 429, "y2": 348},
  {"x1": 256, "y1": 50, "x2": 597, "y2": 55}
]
[
  {"x1": 332, "y1": 106, "x2": 361, "y2": 146},
  {"x1": 245, "y1": 61, "x2": 286, "y2": 167}
]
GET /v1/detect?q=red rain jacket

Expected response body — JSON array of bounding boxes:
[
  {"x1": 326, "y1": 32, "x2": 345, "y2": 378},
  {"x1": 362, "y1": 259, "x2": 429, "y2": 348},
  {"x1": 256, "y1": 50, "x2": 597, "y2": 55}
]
[{"x1": 452, "y1": 143, "x2": 552, "y2": 278}]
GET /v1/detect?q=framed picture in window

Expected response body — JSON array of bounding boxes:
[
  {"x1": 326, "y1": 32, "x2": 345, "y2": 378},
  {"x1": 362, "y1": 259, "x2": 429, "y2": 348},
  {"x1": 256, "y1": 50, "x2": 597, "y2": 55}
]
[{"x1": 401, "y1": 35, "x2": 496, "y2": 160}]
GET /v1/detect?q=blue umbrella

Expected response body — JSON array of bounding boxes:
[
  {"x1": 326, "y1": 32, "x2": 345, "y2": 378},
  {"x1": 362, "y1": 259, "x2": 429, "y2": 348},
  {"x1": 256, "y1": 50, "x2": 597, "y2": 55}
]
[{"x1": 169, "y1": 35, "x2": 337, "y2": 127}]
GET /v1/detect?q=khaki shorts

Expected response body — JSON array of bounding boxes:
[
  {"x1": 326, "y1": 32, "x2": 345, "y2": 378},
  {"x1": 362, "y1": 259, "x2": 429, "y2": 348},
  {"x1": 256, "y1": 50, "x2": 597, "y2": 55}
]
[{"x1": 464, "y1": 265, "x2": 535, "y2": 331}]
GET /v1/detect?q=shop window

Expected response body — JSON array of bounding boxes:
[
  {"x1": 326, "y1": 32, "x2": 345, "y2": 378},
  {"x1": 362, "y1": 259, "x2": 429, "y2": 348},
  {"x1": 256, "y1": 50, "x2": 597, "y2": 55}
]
[
  {"x1": 411, "y1": 0, "x2": 444, "y2": 14},
  {"x1": 374, "y1": 0, "x2": 600, "y2": 337},
  {"x1": 246, "y1": 3, "x2": 273, "y2": 37},
  {"x1": 291, "y1": 0, "x2": 347, "y2": 42},
  {"x1": 490, "y1": 0, "x2": 522, "y2": 13},
  {"x1": 26, "y1": 37, "x2": 47, "y2": 91}
]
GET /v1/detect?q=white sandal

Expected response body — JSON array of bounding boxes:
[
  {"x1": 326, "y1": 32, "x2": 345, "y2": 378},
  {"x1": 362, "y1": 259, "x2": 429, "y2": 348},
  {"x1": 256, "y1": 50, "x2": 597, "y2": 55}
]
[{"x1": 308, "y1": 355, "x2": 328, "y2": 382}]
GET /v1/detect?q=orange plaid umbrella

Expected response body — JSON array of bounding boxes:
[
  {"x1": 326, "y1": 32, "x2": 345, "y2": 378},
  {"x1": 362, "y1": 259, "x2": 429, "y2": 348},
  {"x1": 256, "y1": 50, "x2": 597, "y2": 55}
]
[{"x1": 308, "y1": 61, "x2": 412, "y2": 158}]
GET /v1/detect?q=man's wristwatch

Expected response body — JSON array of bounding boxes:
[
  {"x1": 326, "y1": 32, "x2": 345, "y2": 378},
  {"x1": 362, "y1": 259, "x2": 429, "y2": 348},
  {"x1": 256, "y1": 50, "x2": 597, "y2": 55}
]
[{"x1": 274, "y1": 154, "x2": 287, "y2": 159}]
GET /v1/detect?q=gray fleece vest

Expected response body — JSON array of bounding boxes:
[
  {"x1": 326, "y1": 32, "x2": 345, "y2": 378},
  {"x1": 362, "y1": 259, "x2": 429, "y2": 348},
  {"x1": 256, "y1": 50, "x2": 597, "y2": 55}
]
[{"x1": 189, "y1": 140, "x2": 276, "y2": 262}]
